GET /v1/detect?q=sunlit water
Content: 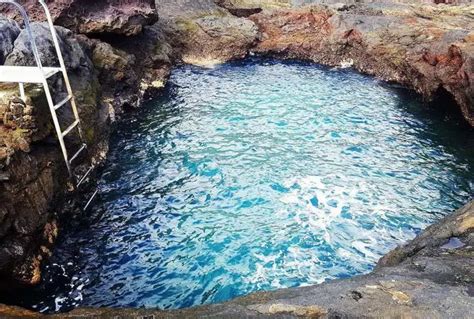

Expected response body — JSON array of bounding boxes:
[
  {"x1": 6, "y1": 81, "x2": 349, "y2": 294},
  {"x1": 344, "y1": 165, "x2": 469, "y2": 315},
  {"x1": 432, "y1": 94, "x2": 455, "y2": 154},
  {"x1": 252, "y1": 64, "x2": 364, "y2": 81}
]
[{"x1": 12, "y1": 59, "x2": 474, "y2": 312}]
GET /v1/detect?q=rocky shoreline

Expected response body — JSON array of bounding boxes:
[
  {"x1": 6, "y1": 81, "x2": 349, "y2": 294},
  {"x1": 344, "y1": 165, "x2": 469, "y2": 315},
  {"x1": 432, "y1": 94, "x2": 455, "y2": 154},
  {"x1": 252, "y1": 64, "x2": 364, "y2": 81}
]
[
  {"x1": 2, "y1": 200, "x2": 473, "y2": 318},
  {"x1": 0, "y1": 0, "x2": 473, "y2": 317}
]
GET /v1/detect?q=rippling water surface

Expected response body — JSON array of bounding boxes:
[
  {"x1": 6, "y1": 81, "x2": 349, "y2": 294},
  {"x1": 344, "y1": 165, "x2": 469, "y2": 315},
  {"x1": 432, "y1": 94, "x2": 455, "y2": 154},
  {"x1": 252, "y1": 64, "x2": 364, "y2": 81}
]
[{"x1": 15, "y1": 59, "x2": 474, "y2": 312}]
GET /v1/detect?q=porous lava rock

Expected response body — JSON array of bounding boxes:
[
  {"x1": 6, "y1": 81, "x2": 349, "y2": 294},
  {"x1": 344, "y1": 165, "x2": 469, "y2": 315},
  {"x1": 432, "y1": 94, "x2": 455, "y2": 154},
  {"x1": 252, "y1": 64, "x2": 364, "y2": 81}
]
[
  {"x1": 0, "y1": 0, "x2": 157, "y2": 36},
  {"x1": 0, "y1": 22, "x2": 105, "y2": 286}
]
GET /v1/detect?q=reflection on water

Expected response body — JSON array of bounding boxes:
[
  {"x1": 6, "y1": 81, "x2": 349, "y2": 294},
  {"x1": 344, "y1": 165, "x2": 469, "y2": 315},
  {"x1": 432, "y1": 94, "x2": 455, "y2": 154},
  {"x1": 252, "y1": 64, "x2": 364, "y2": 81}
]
[{"x1": 9, "y1": 58, "x2": 474, "y2": 313}]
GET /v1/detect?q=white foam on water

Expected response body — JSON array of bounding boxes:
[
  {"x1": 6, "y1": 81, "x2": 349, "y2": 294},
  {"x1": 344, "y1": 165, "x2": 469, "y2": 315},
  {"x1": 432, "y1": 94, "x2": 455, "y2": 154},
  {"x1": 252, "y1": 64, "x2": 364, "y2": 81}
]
[{"x1": 277, "y1": 174, "x2": 412, "y2": 268}]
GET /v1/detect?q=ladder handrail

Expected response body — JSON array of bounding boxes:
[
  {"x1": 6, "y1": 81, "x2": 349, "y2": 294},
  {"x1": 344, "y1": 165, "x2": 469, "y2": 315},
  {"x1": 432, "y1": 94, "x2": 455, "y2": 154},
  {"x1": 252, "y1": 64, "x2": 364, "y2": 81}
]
[
  {"x1": 0, "y1": 1, "x2": 97, "y2": 207},
  {"x1": 0, "y1": 0, "x2": 44, "y2": 71},
  {"x1": 37, "y1": 0, "x2": 85, "y2": 144},
  {"x1": 38, "y1": 1, "x2": 68, "y2": 78}
]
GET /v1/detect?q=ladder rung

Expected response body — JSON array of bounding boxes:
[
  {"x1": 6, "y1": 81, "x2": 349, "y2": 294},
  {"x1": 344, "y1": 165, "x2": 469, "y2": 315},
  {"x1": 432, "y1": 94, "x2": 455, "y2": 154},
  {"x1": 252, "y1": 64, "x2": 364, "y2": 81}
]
[
  {"x1": 69, "y1": 143, "x2": 87, "y2": 164},
  {"x1": 83, "y1": 189, "x2": 99, "y2": 211},
  {"x1": 77, "y1": 166, "x2": 94, "y2": 187},
  {"x1": 61, "y1": 119, "x2": 79, "y2": 137},
  {"x1": 54, "y1": 95, "x2": 72, "y2": 110}
]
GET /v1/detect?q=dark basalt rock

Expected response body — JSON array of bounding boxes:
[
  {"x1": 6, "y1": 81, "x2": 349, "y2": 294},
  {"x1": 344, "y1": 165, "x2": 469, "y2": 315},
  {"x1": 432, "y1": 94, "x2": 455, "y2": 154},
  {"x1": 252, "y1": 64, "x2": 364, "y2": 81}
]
[
  {"x1": 215, "y1": 0, "x2": 263, "y2": 17},
  {"x1": 0, "y1": 0, "x2": 158, "y2": 36},
  {"x1": 0, "y1": 17, "x2": 19, "y2": 65},
  {"x1": 0, "y1": 6, "x2": 170, "y2": 286},
  {"x1": 89, "y1": 22, "x2": 172, "y2": 111},
  {"x1": 5, "y1": 22, "x2": 105, "y2": 147},
  {"x1": 227, "y1": 7, "x2": 263, "y2": 17},
  {"x1": 0, "y1": 22, "x2": 102, "y2": 286}
]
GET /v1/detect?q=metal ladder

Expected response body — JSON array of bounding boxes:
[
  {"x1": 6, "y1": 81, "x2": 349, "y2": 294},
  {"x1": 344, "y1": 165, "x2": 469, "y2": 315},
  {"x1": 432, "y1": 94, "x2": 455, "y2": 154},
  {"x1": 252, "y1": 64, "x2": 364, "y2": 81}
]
[{"x1": 0, "y1": 0, "x2": 97, "y2": 209}]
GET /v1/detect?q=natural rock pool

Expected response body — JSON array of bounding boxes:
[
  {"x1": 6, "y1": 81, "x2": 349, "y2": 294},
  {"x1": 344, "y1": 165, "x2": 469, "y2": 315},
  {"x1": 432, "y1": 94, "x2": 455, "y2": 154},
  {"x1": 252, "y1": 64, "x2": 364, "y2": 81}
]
[{"x1": 14, "y1": 59, "x2": 474, "y2": 312}]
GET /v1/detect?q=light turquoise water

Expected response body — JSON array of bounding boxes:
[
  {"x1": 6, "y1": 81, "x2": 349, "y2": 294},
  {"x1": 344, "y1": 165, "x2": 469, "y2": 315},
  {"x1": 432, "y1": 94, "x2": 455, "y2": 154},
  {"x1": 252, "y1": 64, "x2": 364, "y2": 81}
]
[{"x1": 15, "y1": 59, "x2": 474, "y2": 312}]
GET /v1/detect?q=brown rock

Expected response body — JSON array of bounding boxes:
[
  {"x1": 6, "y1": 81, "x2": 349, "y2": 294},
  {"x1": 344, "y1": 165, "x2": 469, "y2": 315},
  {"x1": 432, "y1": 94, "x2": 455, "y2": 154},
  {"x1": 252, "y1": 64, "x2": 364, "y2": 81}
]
[
  {"x1": 0, "y1": 303, "x2": 40, "y2": 318},
  {"x1": 155, "y1": 0, "x2": 258, "y2": 66},
  {"x1": 42, "y1": 220, "x2": 58, "y2": 245},
  {"x1": 0, "y1": 0, "x2": 157, "y2": 36},
  {"x1": 250, "y1": 4, "x2": 474, "y2": 126}
]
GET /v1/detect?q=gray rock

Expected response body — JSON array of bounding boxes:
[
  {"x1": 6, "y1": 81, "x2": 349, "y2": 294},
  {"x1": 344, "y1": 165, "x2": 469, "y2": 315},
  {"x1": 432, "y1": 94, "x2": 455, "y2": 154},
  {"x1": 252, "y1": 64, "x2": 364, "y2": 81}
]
[
  {"x1": 156, "y1": 0, "x2": 223, "y2": 19},
  {"x1": 0, "y1": 17, "x2": 20, "y2": 65},
  {"x1": 5, "y1": 22, "x2": 102, "y2": 144},
  {"x1": 156, "y1": 1, "x2": 258, "y2": 66},
  {"x1": 5, "y1": 22, "x2": 89, "y2": 71}
]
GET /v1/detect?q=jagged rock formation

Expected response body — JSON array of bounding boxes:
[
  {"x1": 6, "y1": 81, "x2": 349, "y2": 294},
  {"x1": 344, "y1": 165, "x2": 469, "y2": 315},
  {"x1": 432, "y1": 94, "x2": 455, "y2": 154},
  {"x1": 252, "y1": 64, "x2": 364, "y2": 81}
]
[
  {"x1": 89, "y1": 23, "x2": 172, "y2": 110},
  {"x1": 157, "y1": 1, "x2": 473, "y2": 122},
  {"x1": 0, "y1": 0, "x2": 158, "y2": 36},
  {"x1": 0, "y1": 3, "x2": 170, "y2": 286},
  {"x1": 0, "y1": 17, "x2": 19, "y2": 64},
  {"x1": 0, "y1": 21, "x2": 107, "y2": 286}
]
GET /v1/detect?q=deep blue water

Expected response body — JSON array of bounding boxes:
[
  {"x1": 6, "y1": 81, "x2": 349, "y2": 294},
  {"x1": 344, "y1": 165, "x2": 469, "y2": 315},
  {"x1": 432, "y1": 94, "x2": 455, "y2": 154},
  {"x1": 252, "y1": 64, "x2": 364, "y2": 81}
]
[{"x1": 14, "y1": 59, "x2": 474, "y2": 312}]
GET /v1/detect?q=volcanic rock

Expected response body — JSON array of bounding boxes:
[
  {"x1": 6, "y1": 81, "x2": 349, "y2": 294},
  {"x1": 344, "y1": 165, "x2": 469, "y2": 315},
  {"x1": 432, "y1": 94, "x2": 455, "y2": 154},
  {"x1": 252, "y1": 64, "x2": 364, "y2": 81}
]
[{"x1": 0, "y1": 0, "x2": 157, "y2": 36}]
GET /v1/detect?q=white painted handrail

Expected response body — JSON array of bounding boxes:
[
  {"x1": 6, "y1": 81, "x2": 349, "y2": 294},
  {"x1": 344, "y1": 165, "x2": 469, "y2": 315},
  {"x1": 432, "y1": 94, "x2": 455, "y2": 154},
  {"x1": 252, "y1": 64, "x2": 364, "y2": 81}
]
[
  {"x1": 37, "y1": 0, "x2": 85, "y2": 143},
  {"x1": 0, "y1": 0, "x2": 44, "y2": 70}
]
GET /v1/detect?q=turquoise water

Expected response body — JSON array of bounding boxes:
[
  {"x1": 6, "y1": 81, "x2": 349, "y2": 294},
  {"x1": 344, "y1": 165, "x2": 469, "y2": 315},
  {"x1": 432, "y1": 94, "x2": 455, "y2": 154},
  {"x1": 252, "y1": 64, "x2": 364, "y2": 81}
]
[{"x1": 15, "y1": 59, "x2": 474, "y2": 312}]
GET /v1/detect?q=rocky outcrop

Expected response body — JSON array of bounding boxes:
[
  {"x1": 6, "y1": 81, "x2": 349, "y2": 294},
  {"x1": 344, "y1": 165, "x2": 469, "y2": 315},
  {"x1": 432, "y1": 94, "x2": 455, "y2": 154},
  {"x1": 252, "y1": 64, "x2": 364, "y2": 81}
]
[
  {"x1": 0, "y1": 22, "x2": 104, "y2": 286},
  {"x1": 90, "y1": 23, "x2": 172, "y2": 111},
  {"x1": 156, "y1": 0, "x2": 258, "y2": 66},
  {"x1": 0, "y1": 0, "x2": 157, "y2": 36},
  {"x1": 249, "y1": 3, "x2": 474, "y2": 124},
  {"x1": 7, "y1": 23, "x2": 105, "y2": 143},
  {"x1": 157, "y1": 1, "x2": 473, "y2": 124},
  {"x1": 0, "y1": 17, "x2": 19, "y2": 64},
  {"x1": 0, "y1": 2, "x2": 169, "y2": 287}
]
